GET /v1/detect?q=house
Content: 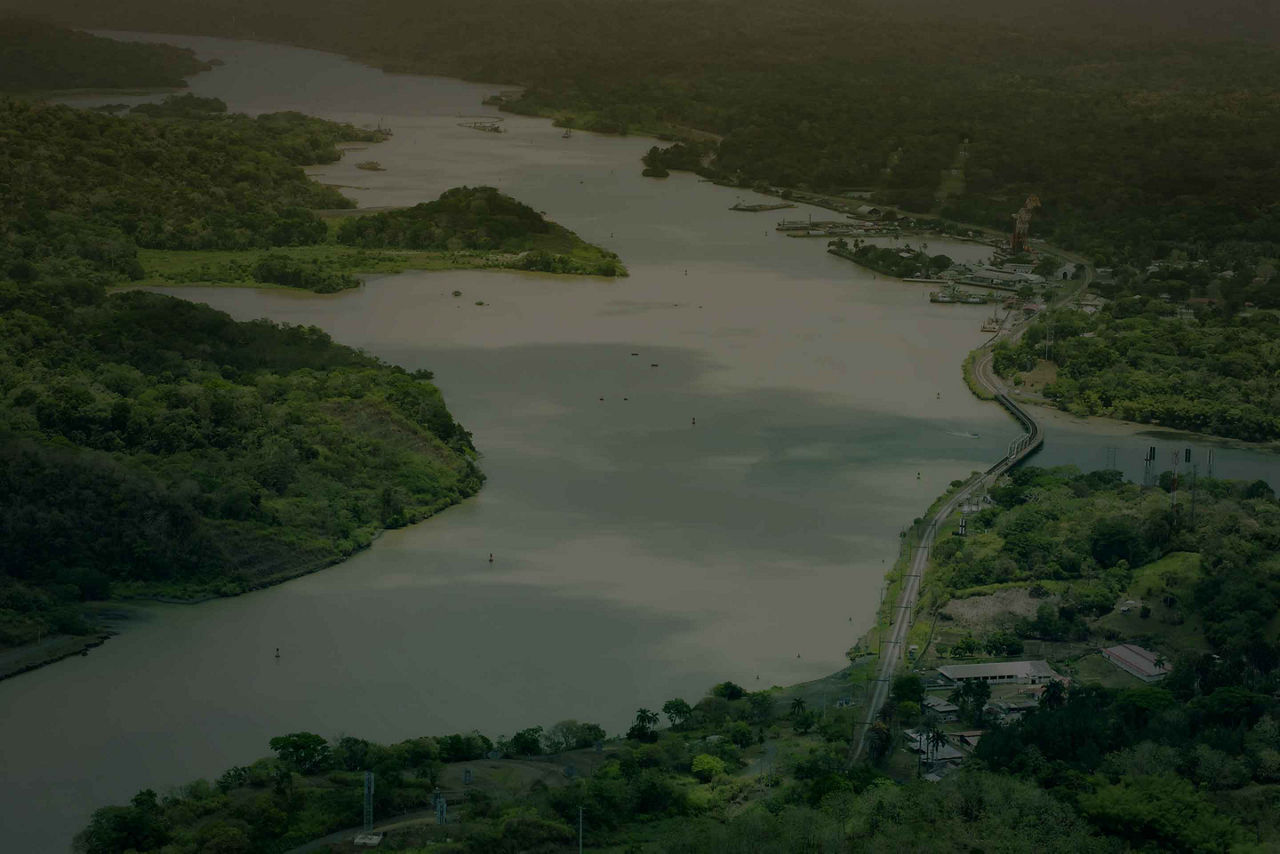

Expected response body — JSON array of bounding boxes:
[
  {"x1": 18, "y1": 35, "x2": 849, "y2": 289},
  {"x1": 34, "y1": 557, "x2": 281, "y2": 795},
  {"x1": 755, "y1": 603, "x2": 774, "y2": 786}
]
[
  {"x1": 905, "y1": 729, "x2": 964, "y2": 763},
  {"x1": 936, "y1": 660, "x2": 1059, "y2": 686},
  {"x1": 922, "y1": 695, "x2": 959, "y2": 722},
  {"x1": 953, "y1": 730, "x2": 985, "y2": 751},
  {"x1": 853, "y1": 204, "x2": 884, "y2": 219},
  {"x1": 1101, "y1": 644, "x2": 1171, "y2": 682}
]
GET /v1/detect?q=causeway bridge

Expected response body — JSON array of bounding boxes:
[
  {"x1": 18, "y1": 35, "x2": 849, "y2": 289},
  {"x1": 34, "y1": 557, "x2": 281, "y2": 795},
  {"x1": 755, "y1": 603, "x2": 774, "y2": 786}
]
[{"x1": 851, "y1": 323, "x2": 1044, "y2": 760}]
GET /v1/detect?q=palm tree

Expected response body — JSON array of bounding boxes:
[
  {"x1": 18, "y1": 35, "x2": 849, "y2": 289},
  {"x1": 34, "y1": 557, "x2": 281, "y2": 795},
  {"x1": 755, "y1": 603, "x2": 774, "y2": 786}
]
[
  {"x1": 927, "y1": 723, "x2": 947, "y2": 765},
  {"x1": 790, "y1": 697, "x2": 807, "y2": 718},
  {"x1": 868, "y1": 721, "x2": 892, "y2": 762},
  {"x1": 1042, "y1": 679, "x2": 1066, "y2": 710}
]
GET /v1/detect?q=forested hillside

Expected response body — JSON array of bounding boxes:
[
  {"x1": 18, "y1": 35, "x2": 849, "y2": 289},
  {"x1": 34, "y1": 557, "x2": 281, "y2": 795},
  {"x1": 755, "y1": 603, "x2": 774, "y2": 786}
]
[
  {"x1": 8, "y1": 0, "x2": 1280, "y2": 266},
  {"x1": 0, "y1": 97, "x2": 623, "y2": 288},
  {"x1": 995, "y1": 301, "x2": 1280, "y2": 442},
  {"x1": 0, "y1": 17, "x2": 210, "y2": 92},
  {"x1": 0, "y1": 277, "x2": 482, "y2": 647},
  {"x1": 336, "y1": 187, "x2": 625, "y2": 276},
  {"x1": 0, "y1": 95, "x2": 381, "y2": 285}
]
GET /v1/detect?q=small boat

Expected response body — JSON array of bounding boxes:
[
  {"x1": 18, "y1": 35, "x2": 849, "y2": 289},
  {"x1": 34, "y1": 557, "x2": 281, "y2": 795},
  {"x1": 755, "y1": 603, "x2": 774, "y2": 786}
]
[{"x1": 562, "y1": 129, "x2": 572, "y2": 138}]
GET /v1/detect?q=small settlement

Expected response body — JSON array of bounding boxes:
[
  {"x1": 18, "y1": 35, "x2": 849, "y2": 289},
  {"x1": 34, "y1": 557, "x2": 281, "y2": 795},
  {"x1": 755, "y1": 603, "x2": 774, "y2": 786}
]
[{"x1": 902, "y1": 645, "x2": 1170, "y2": 781}]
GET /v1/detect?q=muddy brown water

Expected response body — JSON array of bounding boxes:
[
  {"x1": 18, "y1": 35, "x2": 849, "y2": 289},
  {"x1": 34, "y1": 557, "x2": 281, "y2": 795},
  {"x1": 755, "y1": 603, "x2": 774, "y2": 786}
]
[{"x1": 7, "y1": 32, "x2": 1277, "y2": 851}]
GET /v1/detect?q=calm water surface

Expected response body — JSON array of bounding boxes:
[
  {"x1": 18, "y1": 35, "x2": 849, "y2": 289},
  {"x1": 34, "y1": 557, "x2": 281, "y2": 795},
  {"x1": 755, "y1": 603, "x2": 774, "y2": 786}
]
[{"x1": 7, "y1": 33, "x2": 1278, "y2": 851}]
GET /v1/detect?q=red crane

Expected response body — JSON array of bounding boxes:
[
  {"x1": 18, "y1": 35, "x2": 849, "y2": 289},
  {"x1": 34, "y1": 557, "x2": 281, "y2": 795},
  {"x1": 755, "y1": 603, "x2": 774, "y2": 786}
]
[{"x1": 1010, "y1": 194, "x2": 1041, "y2": 254}]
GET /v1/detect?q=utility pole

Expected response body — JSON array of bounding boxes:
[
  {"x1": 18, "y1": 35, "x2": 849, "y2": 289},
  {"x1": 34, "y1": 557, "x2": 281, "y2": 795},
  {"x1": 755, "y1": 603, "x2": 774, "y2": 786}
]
[
  {"x1": 363, "y1": 772, "x2": 374, "y2": 833},
  {"x1": 578, "y1": 806, "x2": 583, "y2": 854},
  {"x1": 1190, "y1": 464, "x2": 1199, "y2": 527}
]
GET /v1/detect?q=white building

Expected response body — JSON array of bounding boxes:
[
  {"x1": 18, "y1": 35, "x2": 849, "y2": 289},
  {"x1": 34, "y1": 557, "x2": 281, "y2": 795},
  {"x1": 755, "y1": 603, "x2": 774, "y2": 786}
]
[
  {"x1": 936, "y1": 660, "x2": 1058, "y2": 685},
  {"x1": 1101, "y1": 644, "x2": 1171, "y2": 683}
]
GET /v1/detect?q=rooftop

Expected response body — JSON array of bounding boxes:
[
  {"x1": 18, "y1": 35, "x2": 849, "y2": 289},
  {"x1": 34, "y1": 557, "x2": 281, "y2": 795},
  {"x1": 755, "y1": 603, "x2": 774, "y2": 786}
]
[
  {"x1": 1101, "y1": 644, "x2": 1171, "y2": 679},
  {"x1": 937, "y1": 660, "x2": 1057, "y2": 681}
]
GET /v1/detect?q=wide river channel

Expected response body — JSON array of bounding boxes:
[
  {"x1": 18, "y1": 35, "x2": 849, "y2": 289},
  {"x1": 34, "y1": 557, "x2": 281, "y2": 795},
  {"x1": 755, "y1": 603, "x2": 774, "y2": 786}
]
[{"x1": 6, "y1": 32, "x2": 1280, "y2": 851}]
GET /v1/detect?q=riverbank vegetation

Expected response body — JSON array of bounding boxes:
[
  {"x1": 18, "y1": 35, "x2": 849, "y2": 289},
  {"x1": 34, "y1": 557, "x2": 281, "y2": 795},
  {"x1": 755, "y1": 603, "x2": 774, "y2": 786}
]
[
  {"x1": 0, "y1": 17, "x2": 211, "y2": 92},
  {"x1": 0, "y1": 94, "x2": 380, "y2": 287},
  {"x1": 994, "y1": 304, "x2": 1280, "y2": 442},
  {"x1": 75, "y1": 680, "x2": 1114, "y2": 854},
  {"x1": 827, "y1": 239, "x2": 953, "y2": 280},
  {"x1": 14, "y1": 3, "x2": 1280, "y2": 439},
  {"x1": 925, "y1": 466, "x2": 1278, "y2": 657},
  {"x1": 908, "y1": 465, "x2": 1280, "y2": 851},
  {"x1": 24, "y1": 1, "x2": 1280, "y2": 266},
  {"x1": 1, "y1": 96, "x2": 623, "y2": 289},
  {"x1": 335, "y1": 187, "x2": 626, "y2": 277},
  {"x1": 0, "y1": 275, "x2": 482, "y2": 648},
  {"x1": 70, "y1": 466, "x2": 1280, "y2": 850}
]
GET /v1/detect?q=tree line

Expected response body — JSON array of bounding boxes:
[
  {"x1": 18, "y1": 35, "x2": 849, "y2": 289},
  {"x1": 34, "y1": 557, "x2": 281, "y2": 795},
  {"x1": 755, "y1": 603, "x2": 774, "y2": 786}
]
[{"x1": 0, "y1": 274, "x2": 482, "y2": 647}]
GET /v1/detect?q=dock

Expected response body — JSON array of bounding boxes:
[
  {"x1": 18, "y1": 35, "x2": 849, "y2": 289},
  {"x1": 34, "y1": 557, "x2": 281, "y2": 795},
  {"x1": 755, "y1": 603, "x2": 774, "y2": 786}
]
[
  {"x1": 730, "y1": 202, "x2": 795, "y2": 212},
  {"x1": 458, "y1": 117, "x2": 505, "y2": 133}
]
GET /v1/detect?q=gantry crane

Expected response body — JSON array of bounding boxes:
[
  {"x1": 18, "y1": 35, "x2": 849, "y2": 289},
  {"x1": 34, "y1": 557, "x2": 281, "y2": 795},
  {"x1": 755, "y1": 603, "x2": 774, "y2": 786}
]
[{"x1": 1010, "y1": 194, "x2": 1040, "y2": 254}]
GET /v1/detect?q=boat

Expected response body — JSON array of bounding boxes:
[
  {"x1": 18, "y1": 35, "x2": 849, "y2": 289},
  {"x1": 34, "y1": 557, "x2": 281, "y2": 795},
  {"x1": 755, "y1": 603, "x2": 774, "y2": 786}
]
[
  {"x1": 562, "y1": 129, "x2": 572, "y2": 138},
  {"x1": 459, "y1": 117, "x2": 505, "y2": 133},
  {"x1": 730, "y1": 202, "x2": 796, "y2": 212}
]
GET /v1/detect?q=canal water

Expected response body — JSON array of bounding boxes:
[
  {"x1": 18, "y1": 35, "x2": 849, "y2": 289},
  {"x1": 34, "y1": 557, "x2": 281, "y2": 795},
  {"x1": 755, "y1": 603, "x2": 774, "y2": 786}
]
[{"x1": 8, "y1": 32, "x2": 1278, "y2": 851}]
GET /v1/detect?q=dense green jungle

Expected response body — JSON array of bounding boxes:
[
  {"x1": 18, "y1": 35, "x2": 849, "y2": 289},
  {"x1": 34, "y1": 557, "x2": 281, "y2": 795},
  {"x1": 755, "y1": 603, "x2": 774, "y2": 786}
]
[
  {"x1": 75, "y1": 467, "x2": 1280, "y2": 852},
  {"x1": 0, "y1": 22, "x2": 629, "y2": 651},
  {"x1": 0, "y1": 17, "x2": 210, "y2": 92},
  {"x1": 0, "y1": 35, "x2": 492, "y2": 648},
  {"x1": 4, "y1": 10, "x2": 1280, "y2": 854},
  {"x1": 995, "y1": 282, "x2": 1280, "y2": 441},
  {"x1": 7, "y1": 0, "x2": 1280, "y2": 443}
]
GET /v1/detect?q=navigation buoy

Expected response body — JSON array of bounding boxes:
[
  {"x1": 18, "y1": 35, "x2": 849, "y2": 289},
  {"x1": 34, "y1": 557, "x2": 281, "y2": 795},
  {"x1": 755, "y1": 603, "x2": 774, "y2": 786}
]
[
  {"x1": 691, "y1": 417, "x2": 696, "y2": 426},
  {"x1": 917, "y1": 472, "x2": 921, "y2": 479},
  {"x1": 488, "y1": 553, "x2": 494, "y2": 563},
  {"x1": 274, "y1": 647, "x2": 280, "y2": 659}
]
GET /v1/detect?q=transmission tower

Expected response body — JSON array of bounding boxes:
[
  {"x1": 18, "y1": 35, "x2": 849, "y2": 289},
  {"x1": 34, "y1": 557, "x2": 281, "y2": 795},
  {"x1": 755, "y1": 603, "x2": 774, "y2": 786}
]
[{"x1": 363, "y1": 772, "x2": 374, "y2": 832}]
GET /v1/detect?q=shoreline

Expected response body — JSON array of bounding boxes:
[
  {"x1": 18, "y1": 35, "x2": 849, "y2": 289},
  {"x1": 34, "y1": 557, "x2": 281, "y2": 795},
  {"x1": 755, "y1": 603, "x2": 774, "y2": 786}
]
[
  {"x1": 0, "y1": 632, "x2": 117, "y2": 681},
  {"x1": 14, "y1": 32, "x2": 1268, "y2": 704},
  {"x1": 0, "y1": 479, "x2": 470, "y2": 684}
]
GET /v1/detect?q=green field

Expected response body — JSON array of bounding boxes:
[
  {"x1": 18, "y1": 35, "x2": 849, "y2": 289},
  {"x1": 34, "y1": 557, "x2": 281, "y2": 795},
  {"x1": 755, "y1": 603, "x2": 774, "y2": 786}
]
[{"x1": 137, "y1": 225, "x2": 627, "y2": 289}]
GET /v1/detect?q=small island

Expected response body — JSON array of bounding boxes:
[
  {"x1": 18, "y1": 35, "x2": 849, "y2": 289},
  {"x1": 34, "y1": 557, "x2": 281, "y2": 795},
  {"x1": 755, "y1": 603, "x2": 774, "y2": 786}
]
[
  {"x1": 335, "y1": 186, "x2": 626, "y2": 277},
  {"x1": 3, "y1": 93, "x2": 624, "y2": 293}
]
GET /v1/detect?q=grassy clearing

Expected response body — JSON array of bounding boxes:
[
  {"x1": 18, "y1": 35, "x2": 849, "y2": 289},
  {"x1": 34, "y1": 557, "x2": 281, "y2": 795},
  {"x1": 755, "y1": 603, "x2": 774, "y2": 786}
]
[
  {"x1": 136, "y1": 234, "x2": 625, "y2": 289},
  {"x1": 1091, "y1": 551, "x2": 1211, "y2": 656},
  {"x1": 962, "y1": 349, "x2": 996, "y2": 401},
  {"x1": 1068, "y1": 651, "x2": 1147, "y2": 689},
  {"x1": 1018, "y1": 358, "x2": 1059, "y2": 395}
]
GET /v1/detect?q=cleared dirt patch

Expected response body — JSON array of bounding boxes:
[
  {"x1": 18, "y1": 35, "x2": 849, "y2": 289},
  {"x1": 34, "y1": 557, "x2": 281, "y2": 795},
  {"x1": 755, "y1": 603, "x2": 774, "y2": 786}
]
[{"x1": 941, "y1": 587, "x2": 1054, "y2": 631}]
